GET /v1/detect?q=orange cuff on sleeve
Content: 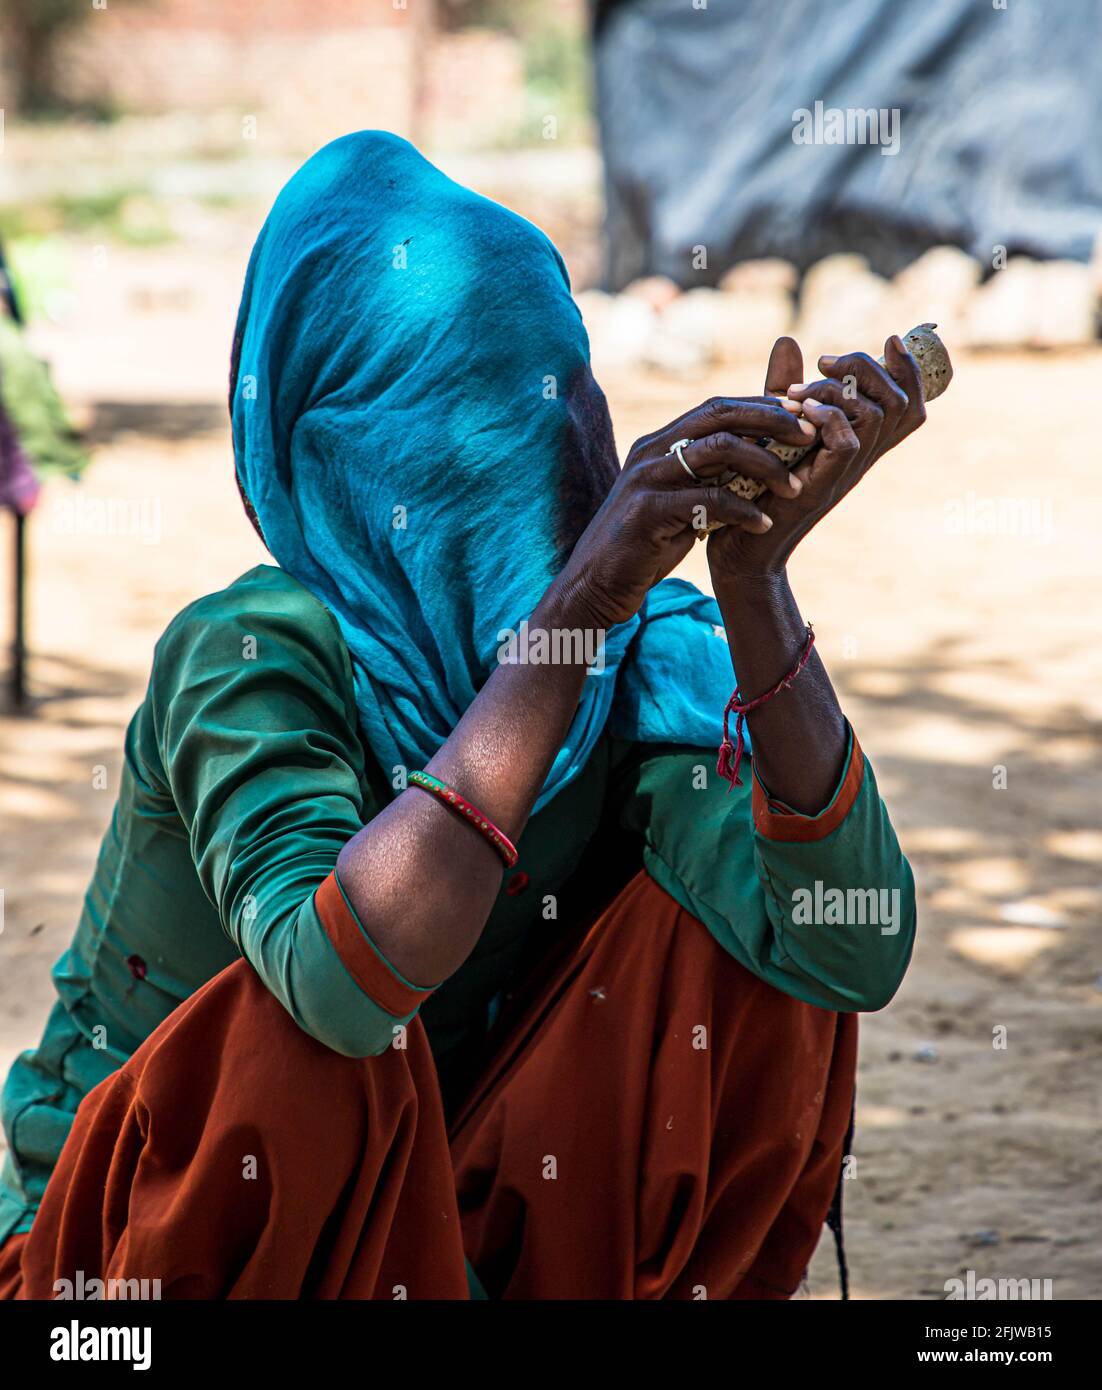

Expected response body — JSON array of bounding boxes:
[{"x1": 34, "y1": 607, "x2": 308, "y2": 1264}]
[
  {"x1": 751, "y1": 733, "x2": 866, "y2": 843},
  {"x1": 315, "y1": 872, "x2": 435, "y2": 1018}
]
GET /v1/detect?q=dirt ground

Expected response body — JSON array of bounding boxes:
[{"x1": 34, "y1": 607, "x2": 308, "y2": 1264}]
[{"x1": 1, "y1": 227, "x2": 1100, "y2": 1299}]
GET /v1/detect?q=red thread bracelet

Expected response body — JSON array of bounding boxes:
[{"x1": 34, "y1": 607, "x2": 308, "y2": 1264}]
[
  {"x1": 408, "y1": 771, "x2": 519, "y2": 868},
  {"x1": 716, "y1": 623, "x2": 816, "y2": 790}
]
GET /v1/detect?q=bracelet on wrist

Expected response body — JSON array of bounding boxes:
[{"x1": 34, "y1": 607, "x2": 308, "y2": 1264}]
[
  {"x1": 408, "y1": 771, "x2": 519, "y2": 868},
  {"x1": 717, "y1": 622, "x2": 816, "y2": 790}
]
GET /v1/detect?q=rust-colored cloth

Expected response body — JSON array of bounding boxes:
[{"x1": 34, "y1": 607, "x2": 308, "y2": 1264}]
[
  {"x1": 451, "y1": 870, "x2": 857, "y2": 1298},
  {"x1": 0, "y1": 1234, "x2": 25, "y2": 1299},
  {"x1": 1, "y1": 965, "x2": 468, "y2": 1300},
  {"x1": 0, "y1": 871, "x2": 855, "y2": 1300}
]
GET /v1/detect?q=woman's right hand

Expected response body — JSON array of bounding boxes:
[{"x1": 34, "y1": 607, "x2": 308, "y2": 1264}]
[{"x1": 554, "y1": 396, "x2": 815, "y2": 629}]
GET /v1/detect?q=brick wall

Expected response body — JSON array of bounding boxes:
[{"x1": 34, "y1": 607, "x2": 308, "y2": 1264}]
[
  {"x1": 34, "y1": 0, "x2": 523, "y2": 149},
  {"x1": 70, "y1": 0, "x2": 410, "y2": 37}
]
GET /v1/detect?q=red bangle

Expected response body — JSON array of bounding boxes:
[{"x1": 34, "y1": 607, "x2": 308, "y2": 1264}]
[
  {"x1": 716, "y1": 623, "x2": 816, "y2": 790},
  {"x1": 408, "y1": 771, "x2": 519, "y2": 868}
]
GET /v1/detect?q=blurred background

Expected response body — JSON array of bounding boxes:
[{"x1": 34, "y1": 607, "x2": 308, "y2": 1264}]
[{"x1": 0, "y1": 0, "x2": 1099, "y2": 1299}]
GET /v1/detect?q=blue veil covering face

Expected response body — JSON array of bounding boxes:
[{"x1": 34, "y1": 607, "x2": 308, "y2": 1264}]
[{"x1": 231, "y1": 132, "x2": 741, "y2": 810}]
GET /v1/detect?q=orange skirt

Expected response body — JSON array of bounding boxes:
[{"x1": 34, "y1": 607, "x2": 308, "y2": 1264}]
[{"x1": 0, "y1": 871, "x2": 856, "y2": 1299}]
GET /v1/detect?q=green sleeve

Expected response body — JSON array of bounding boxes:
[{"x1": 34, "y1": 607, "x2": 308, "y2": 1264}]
[
  {"x1": 609, "y1": 729, "x2": 915, "y2": 1012},
  {"x1": 148, "y1": 569, "x2": 426, "y2": 1056}
]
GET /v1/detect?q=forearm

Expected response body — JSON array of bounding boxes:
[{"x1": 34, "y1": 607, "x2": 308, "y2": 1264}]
[
  {"x1": 712, "y1": 570, "x2": 847, "y2": 815},
  {"x1": 336, "y1": 577, "x2": 593, "y2": 985}
]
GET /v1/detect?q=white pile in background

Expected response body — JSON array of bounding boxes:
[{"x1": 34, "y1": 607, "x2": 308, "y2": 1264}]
[{"x1": 577, "y1": 240, "x2": 1102, "y2": 376}]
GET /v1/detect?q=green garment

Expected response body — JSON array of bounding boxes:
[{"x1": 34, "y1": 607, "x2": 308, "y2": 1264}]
[
  {"x1": 0, "y1": 565, "x2": 915, "y2": 1244},
  {"x1": 0, "y1": 318, "x2": 89, "y2": 479}
]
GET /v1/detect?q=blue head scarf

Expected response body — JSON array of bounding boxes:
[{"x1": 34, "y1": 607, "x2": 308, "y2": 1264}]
[{"x1": 231, "y1": 132, "x2": 741, "y2": 810}]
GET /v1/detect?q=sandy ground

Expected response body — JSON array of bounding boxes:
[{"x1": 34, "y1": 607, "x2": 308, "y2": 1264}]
[{"x1": 1, "y1": 229, "x2": 1100, "y2": 1299}]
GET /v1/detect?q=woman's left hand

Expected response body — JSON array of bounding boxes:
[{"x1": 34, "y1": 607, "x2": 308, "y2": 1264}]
[{"x1": 708, "y1": 334, "x2": 928, "y2": 580}]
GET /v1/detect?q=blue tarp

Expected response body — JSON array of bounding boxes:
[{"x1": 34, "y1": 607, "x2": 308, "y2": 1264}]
[{"x1": 593, "y1": 0, "x2": 1102, "y2": 289}]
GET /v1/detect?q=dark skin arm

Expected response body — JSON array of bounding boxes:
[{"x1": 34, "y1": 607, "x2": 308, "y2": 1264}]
[
  {"x1": 338, "y1": 337, "x2": 927, "y2": 983},
  {"x1": 706, "y1": 334, "x2": 927, "y2": 812},
  {"x1": 338, "y1": 399, "x2": 804, "y2": 986}
]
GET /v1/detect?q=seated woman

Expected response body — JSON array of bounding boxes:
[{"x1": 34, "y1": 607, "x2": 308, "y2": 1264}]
[{"x1": 0, "y1": 132, "x2": 923, "y2": 1301}]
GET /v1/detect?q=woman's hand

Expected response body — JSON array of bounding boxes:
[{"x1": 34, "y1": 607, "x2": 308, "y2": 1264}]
[
  {"x1": 556, "y1": 396, "x2": 814, "y2": 629},
  {"x1": 707, "y1": 334, "x2": 928, "y2": 581}
]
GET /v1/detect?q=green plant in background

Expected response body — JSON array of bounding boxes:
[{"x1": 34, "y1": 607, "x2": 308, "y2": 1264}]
[
  {"x1": 0, "y1": 0, "x2": 148, "y2": 114},
  {"x1": 0, "y1": 189, "x2": 174, "y2": 247},
  {"x1": 0, "y1": 234, "x2": 71, "y2": 322},
  {"x1": 439, "y1": 0, "x2": 592, "y2": 146},
  {"x1": 519, "y1": 15, "x2": 590, "y2": 145}
]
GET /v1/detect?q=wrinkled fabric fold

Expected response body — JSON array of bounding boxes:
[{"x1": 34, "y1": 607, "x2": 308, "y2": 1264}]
[
  {"x1": 0, "y1": 873, "x2": 853, "y2": 1300},
  {"x1": 230, "y1": 131, "x2": 743, "y2": 811}
]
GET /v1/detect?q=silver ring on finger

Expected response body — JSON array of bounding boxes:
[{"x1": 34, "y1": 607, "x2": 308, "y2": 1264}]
[{"x1": 669, "y1": 437, "x2": 702, "y2": 482}]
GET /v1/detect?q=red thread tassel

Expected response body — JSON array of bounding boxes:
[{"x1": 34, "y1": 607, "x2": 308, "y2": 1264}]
[
  {"x1": 716, "y1": 624, "x2": 816, "y2": 792},
  {"x1": 716, "y1": 703, "x2": 748, "y2": 790}
]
